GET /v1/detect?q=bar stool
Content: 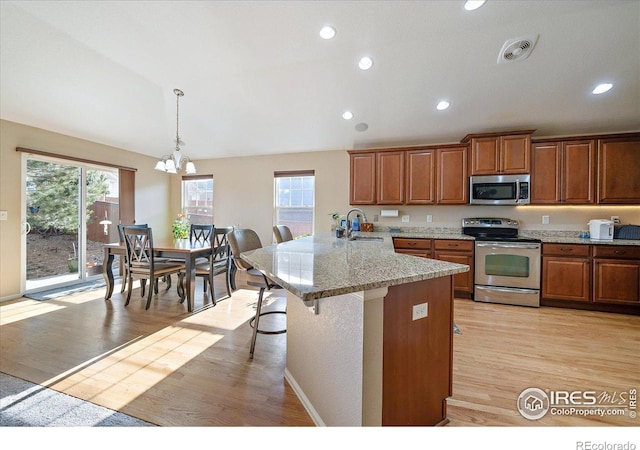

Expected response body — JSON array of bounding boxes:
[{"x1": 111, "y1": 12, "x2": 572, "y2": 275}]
[
  {"x1": 273, "y1": 225, "x2": 293, "y2": 243},
  {"x1": 227, "y1": 229, "x2": 286, "y2": 358}
]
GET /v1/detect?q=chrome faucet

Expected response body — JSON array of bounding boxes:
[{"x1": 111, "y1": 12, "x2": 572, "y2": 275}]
[{"x1": 345, "y1": 208, "x2": 368, "y2": 239}]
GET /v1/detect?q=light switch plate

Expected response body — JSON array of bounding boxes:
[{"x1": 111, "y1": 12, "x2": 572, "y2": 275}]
[
  {"x1": 427, "y1": 215, "x2": 433, "y2": 223},
  {"x1": 0, "y1": 210, "x2": 7, "y2": 221}
]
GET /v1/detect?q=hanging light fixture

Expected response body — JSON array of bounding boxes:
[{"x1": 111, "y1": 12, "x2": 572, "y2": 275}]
[{"x1": 154, "y1": 88, "x2": 196, "y2": 174}]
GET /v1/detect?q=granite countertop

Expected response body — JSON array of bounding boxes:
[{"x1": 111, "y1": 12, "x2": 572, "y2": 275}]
[
  {"x1": 240, "y1": 232, "x2": 469, "y2": 304},
  {"x1": 367, "y1": 226, "x2": 640, "y2": 246}
]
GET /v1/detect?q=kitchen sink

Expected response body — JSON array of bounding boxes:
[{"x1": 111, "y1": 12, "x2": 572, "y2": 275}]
[{"x1": 350, "y1": 235, "x2": 384, "y2": 242}]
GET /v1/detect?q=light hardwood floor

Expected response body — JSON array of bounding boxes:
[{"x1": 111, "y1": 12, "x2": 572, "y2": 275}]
[{"x1": 1, "y1": 274, "x2": 638, "y2": 427}]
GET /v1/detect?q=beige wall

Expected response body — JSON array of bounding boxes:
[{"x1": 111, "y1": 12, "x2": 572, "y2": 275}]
[
  {"x1": 354, "y1": 204, "x2": 640, "y2": 233},
  {"x1": 2, "y1": 119, "x2": 638, "y2": 301},
  {"x1": 0, "y1": 120, "x2": 173, "y2": 300},
  {"x1": 171, "y1": 150, "x2": 352, "y2": 246}
]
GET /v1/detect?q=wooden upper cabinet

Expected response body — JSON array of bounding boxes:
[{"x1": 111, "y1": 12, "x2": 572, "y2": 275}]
[
  {"x1": 349, "y1": 152, "x2": 376, "y2": 204},
  {"x1": 597, "y1": 136, "x2": 640, "y2": 204},
  {"x1": 531, "y1": 140, "x2": 595, "y2": 204},
  {"x1": 405, "y1": 149, "x2": 435, "y2": 205},
  {"x1": 463, "y1": 130, "x2": 534, "y2": 175},
  {"x1": 530, "y1": 142, "x2": 561, "y2": 203},
  {"x1": 468, "y1": 136, "x2": 499, "y2": 175},
  {"x1": 377, "y1": 151, "x2": 405, "y2": 204},
  {"x1": 436, "y1": 146, "x2": 468, "y2": 204}
]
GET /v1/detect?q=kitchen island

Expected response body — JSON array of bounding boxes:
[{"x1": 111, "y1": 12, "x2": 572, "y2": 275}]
[{"x1": 240, "y1": 232, "x2": 469, "y2": 426}]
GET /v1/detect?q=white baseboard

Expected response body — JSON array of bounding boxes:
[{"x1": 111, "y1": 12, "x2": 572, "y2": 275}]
[{"x1": 284, "y1": 367, "x2": 325, "y2": 427}]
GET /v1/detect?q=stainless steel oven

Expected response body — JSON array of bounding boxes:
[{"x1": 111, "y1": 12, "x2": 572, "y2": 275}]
[
  {"x1": 462, "y1": 218, "x2": 541, "y2": 307},
  {"x1": 474, "y1": 240, "x2": 541, "y2": 307}
]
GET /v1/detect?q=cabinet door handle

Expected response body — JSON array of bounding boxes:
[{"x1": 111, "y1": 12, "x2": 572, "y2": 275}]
[
  {"x1": 613, "y1": 250, "x2": 626, "y2": 255},
  {"x1": 560, "y1": 247, "x2": 573, "y2": 252},
  {"x1": 408, "y1": 242, "x2": 417, "y2": 246}
]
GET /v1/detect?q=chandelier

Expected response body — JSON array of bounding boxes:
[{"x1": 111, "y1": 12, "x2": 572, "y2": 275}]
[{"x1": 154, "y1": 88, "x2": 196, "y2": 174}]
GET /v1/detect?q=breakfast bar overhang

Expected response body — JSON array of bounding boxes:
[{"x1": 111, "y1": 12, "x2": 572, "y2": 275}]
[{"x1": 240, "y1": 232, "x2": 469, "y2": 426}]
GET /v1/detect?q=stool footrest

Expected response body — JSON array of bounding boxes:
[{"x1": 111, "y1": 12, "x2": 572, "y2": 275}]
[{"x1": 249, "y1": 311, "x2": 286, "y2": 335}]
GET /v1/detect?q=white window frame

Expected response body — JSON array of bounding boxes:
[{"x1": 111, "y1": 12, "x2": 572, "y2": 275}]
[{"x1": 274, "y1": 170, "x2": 315, "y2": 239}]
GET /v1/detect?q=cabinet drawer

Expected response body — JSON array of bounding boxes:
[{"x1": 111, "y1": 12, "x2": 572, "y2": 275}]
[
  {"x1": 593, "y1": 245, "x2": 640, "y2": 260},
  {"x1": 396, "y1": 248, "x2": 432, "y2": 258},
  {"x1": 393, "y1": 238, "x2": 432, "y2": 250},
  {"x1": 542, "y1": 243, "x2": 591, "y2": 257},
  {"x1": 433, "y1": 239, "x2": 473, "y2": 252}
]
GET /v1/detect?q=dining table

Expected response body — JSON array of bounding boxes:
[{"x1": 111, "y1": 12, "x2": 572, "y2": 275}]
[{"x1": 103, "y1": 238, "x2": 213, "y2": 312}]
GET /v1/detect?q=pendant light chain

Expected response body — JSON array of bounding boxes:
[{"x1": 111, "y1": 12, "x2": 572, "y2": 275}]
[{"x1": 154, "y1": 88, "x2": 195, "y2": 174}]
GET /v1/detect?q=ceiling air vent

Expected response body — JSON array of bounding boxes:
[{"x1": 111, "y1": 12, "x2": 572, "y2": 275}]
[{"x1": 497, "y1": 35, "x2": 539, "y2": 64}]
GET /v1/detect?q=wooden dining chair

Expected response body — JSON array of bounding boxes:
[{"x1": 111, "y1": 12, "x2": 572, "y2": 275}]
[
  {"x1": 122, "y1": 226, "x2": 185, "y2": 310},
  {"x1": 227, "y1": 229, "x2": 285, "y2": 358},
  {"x1": 273, "y1": 225, "x2": 293, "y2": 243},
  {"x1": 117, "y1": 223, "x2": 147, "y2": 293},
  {"x1": 210, "y1": 226, "x2": 234, "y2": 298},
  {"x1": 190, "y1": 224, "x2": 213, "y2": 244},
  {"x1": 182, "y1": 225, "x2": 233, "y2": 305}
]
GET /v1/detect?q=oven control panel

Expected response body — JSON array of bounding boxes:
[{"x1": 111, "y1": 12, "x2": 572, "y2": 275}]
[{"x1": 462, "y1": 218, "x2": 518, "y2": 229}]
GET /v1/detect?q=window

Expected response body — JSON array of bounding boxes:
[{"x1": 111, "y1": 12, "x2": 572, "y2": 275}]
[
  {"x1": 182, "y1": 175, "x2": 214, "y2": 225},
  {"x1": 274, "y1": 170, "x2": 315, "y2": 238}
]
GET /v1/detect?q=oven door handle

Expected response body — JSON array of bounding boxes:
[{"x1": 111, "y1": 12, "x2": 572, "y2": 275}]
[
  {"x1": 477, "y1": 286, "x2": 539, "y2": 294},
  {"x1": 476, "y1": 242, "x2": 540, "y2": 249}
]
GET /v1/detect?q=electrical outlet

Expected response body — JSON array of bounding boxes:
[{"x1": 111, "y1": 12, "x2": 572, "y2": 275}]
[
  {"x1": 373, "y1": 214, "x2": 379, "y2": 222},
  {"x1": 0, "y1": 210, "x2": 7, "y2": 221},
  {"x1": 611, "y1": 216, "x2": 620, "y2": 223},
  {"x1": 426, "y1": 215, "x2": 433, "y2": 223},
  {"x1": 412, "y1": 303, "x2": 428, "y2": 321},
  {"x1": 402, "y1": 215, "x2": 410, "y2": 223},
  {"x1": 542, "y1": 215, "x2": 549, "y2": 225}
]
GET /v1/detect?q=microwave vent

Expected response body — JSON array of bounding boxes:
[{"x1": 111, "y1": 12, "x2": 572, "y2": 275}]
[{"x1": 498, "y1": 35, "x2": 539, "y2": 64}]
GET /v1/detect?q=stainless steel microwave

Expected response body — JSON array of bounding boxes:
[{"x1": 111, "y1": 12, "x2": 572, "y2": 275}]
[{"x1": 469, "y1": 174, "x2": 530, "y2": 205}]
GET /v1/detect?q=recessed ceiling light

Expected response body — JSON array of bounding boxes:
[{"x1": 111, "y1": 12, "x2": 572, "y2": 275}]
[
  {"x1": 592, "y1": 83, "x2": 613, "y2": 95},
  {"x1": 358, "y1": 56, "x2": 374, "y2": 70},
  {"x1": 342, "y1": 111, "x2": 353, "y2": 120},
  {"x1": 436, "y1": 100, "x2": 451, "y2": 111},
  {"x1": 319, "y1": 25, "x2": 336, "y2": 40},
  {"x1": 464, "y1": 0, "x2": 486, "y2": 11}
]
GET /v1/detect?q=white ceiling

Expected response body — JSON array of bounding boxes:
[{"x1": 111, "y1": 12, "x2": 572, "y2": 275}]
[{"x1": 1, "y1": 1, "x2": 639, "y2": 162}]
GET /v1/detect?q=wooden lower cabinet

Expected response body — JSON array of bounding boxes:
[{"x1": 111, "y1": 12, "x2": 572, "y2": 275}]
[
  {"x1": 393, "y1": 238, "x2": 473, "y2": 295},
  {"x1": 542, "y1": 243, "x2": 640, "y2": 313},
  {"x1": 593, "y1": 246, "x2": 640, "y2": 305},
  {"x1": 393, "y1": 237, "x2": 432, "y2": 259},
  {"x1": 542, "y1": 258, "x2": 591, "y2": 303},
  {"x1": 433, "y1": 240, "x2": 474, "y2": 294}
]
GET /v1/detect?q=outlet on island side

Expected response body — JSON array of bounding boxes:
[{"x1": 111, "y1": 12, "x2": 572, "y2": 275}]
[{"x1": 412, "y1": 302, "x2": 428, "y2": 321}]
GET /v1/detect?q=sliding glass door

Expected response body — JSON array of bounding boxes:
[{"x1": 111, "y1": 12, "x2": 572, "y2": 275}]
[{"x1": 24, "y1": 156, "x2": 120, "y2": 292}]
